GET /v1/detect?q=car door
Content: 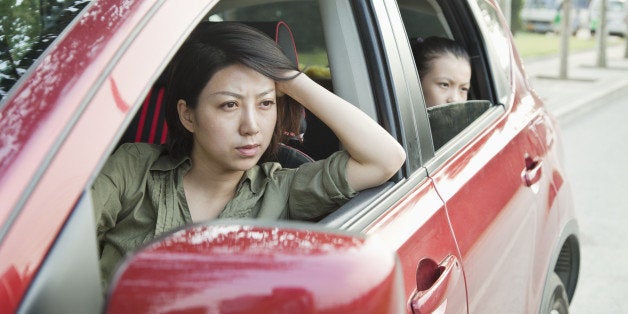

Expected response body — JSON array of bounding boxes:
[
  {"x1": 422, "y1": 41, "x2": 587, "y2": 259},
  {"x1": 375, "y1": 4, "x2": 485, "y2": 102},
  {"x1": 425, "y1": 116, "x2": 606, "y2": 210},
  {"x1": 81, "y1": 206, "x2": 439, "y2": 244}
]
[
  {"x1": 0, "y1": 0, "x2": 215, "y2": 311},
  {"x1": 317, "y1": 1, "x2": 468, "y2": 312},
  {"x1": 413, "y1": 1, "x2": 556, "y2": 312}
]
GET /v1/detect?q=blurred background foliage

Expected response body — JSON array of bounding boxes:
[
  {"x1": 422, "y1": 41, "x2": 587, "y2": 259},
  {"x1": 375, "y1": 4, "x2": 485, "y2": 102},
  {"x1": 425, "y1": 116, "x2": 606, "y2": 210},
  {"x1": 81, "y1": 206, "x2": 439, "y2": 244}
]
[{"x1": 0, "y1": 0, "x2": 89, "y2": 98}]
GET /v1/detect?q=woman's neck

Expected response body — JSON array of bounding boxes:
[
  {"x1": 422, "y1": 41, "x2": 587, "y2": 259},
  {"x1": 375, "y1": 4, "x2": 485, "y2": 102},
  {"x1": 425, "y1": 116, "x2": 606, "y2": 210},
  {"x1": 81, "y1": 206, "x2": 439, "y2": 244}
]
[{"x1": 182, "y1": 161, "x2": 245, "y2": 222}]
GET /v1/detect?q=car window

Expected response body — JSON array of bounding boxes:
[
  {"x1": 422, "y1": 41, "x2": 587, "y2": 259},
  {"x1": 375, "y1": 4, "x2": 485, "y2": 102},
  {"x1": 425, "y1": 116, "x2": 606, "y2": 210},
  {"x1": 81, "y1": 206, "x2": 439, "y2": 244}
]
[
  {"x1": 0, "y1": 0, "x2": 90, "y2": 100},
  {"x1": 524, "y1": 0, "x2": 560, "y2": 9},
  {"x1": 208, "y1": 1, "x2": 329, "y2": 70},
  {"x1": 124, "y1": 0, "x2": 351, "y2": 161},
  {"x1": 472, "y1": 0, "x2": 512, "y2": 105},
  {"x1": 427, "y1": 100, "x2": 491, "y2": 149},
  {"x1": 399, "y1": 3, "x2": 450, "y2": 38},
  {"x1": 398, "y1": 0, "x2": 500, "y2": 151},
  {"x1": 108, "y1": 0, "x2": 399, "y2": 232}
]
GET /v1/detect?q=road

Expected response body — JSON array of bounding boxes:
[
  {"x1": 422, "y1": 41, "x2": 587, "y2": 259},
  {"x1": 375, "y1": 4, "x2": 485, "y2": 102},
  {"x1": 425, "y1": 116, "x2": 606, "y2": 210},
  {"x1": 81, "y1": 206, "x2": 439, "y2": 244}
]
[{"x1": 559, "y1": 88, "x2": 628, "y2": 313}]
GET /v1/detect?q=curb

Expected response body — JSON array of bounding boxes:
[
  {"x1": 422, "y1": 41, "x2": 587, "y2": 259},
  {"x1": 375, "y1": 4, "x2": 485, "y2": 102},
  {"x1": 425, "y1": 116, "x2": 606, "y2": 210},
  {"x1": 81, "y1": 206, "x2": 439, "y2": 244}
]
[{"x1": 554, "y1": 78, "x2": 628, "y2": 124}]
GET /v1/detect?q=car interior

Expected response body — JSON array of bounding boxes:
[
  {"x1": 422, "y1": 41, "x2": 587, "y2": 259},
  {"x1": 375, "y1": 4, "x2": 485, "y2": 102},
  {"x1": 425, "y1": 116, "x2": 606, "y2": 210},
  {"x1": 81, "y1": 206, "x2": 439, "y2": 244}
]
[
  {"x1": 116, "y1": 20, "x2": 317, "y2": 169},
  {"x1": 110, "y1": 0, "x2": 501, "y2": 227}
]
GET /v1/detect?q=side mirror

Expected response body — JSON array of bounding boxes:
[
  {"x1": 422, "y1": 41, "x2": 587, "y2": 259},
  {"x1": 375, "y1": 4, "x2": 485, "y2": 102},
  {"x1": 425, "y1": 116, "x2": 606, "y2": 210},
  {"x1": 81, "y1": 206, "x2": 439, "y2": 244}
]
[{"x1": 105, "y1": 221, "x2": 404, "y2": 313}]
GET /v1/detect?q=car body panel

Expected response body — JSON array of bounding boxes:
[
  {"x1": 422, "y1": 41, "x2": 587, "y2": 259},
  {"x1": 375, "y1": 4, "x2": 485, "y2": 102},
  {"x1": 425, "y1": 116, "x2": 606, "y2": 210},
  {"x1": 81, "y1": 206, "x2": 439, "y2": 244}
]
[
  {"x1": 365, "y1": 175, "x2": 467, "y2": 313},
  {"x1": 0, "y1": 0, "x2": 214, "y2": 310},
  {"x1": 430, "y1": 101, "x2": 555, "y2": 313},
  {"x1": 428, "y1": 2, "x2": 570, "y2": 310}
]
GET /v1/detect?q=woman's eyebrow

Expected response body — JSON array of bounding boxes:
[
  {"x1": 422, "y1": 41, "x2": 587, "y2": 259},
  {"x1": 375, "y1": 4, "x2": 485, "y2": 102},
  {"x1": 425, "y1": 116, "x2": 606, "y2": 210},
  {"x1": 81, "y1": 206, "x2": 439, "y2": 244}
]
[
  {"x1": 210, "y1": 91, "x2": 243, "y2": 98},
  {"x1": 209, "y1": 89, "x2": 275, "y2": 98},
  {"x1": 257, "y1": 88, "x2": 275, "y2": 97}
]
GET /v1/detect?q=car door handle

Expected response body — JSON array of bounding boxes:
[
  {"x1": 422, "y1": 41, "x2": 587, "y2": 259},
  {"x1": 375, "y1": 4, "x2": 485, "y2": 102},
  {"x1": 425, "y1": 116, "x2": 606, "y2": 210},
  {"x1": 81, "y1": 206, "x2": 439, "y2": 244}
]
[
  {"x1": 523, "y1": 156, "x2": 543, "y2": 186},
  {"x1": 410, "y1": 255, "x2": 461, "y2": 314}
]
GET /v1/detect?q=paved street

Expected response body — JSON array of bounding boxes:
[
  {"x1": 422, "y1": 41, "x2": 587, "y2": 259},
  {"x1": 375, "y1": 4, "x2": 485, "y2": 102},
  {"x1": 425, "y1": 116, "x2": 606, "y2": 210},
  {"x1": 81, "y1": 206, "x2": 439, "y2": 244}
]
[
  {"x1": 557, "y1": 86, "x2": 628, "y2": 313},
  {"x1": 563, "y1": 91, "x2": 628, "y2": 314},
  {"x1": 522, "y1": 40, "x2": 628, "y2": 313}
]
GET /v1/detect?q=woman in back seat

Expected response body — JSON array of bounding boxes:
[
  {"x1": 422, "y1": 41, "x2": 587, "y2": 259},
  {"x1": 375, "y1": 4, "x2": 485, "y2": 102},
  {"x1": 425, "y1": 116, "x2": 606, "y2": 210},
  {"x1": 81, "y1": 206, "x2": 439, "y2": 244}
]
[{"x1": 91, "y1": 21, "x2": 405, "y2": 289}]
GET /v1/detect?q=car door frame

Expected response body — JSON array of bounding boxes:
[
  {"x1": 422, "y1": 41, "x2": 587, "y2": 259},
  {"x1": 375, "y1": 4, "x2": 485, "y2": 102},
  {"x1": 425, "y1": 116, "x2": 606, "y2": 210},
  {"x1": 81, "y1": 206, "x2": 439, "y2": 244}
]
[
  {"x1": 1, "y1": 1, "x2": 217, "y2": 312},
  {"x1": 320, "y1": 0, "x2": 470, "y2": 312},
  {"x1": 415, "y1": 0, "x2": 560, "y2": 311}
]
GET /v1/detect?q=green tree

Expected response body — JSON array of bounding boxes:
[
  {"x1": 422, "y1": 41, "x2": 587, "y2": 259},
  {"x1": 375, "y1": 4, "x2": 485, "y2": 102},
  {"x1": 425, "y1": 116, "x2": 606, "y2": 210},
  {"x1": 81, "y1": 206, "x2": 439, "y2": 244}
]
[{"x1": 0, "y1": 0, "x2": 89, "y2": 98}]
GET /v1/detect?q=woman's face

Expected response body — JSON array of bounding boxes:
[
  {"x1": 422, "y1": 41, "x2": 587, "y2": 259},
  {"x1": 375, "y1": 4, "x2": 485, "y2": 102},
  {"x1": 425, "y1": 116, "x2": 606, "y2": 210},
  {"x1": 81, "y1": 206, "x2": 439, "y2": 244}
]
[
  {"x1": 421, "y1": 53, "x2": 471, "y2": 108},
  {"x1": 179, "y1": 63, "x2": 277, "y2": 173}
]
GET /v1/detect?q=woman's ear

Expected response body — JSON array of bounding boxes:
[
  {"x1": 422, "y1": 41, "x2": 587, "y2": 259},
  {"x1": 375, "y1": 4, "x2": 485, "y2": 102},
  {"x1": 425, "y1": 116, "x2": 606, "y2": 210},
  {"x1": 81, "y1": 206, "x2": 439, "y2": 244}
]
[{"x1": 177, "y1": 99, "x2": 195, "y2": 133}]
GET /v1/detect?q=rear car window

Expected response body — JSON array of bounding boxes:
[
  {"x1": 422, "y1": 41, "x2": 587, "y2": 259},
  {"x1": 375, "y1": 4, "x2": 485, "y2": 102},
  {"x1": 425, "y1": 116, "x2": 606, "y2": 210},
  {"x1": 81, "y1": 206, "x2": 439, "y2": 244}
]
[
  {"x1": 0, "y1": 0, "x2": 90, "y2": 100},
  {"x1": 399, "y1": 0, "x2": 499, "y2": 150}
]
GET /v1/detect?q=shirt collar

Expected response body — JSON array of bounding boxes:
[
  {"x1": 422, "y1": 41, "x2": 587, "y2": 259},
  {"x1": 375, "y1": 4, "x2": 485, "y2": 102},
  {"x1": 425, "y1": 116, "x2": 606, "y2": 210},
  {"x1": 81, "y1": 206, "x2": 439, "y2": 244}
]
[
  {"x1": 240, "y1": 165, "x2": 264, "y2": 194},
  {"x1": 150, "y1": 148, "x2": 271, "y2": 195},
  {"x1": 150, "y1": 151, "x2": 191, "y2": 172},
  {"x1": 241, "y1": 162, "x2": 282, "y2": 194}
]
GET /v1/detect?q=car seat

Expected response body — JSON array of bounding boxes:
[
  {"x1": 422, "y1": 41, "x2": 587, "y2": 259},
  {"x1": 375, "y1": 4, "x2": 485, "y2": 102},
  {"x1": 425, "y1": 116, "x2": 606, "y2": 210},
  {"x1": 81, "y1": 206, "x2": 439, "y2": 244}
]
[{"x1": 118, "y1": 21, "x2": 314, "y2": 167}]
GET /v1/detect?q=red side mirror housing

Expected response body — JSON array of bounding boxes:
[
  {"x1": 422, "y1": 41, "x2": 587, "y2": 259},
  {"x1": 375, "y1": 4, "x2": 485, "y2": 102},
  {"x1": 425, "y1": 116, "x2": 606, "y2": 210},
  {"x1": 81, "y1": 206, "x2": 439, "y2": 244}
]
[{"x1": 106, "y1": 221, "x2": 404, "y2": 313}]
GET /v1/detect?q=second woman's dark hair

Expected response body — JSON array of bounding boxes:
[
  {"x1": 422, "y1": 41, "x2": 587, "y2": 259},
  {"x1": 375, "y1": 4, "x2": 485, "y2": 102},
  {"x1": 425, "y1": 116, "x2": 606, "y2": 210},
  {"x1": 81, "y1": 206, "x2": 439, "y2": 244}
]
[
  {"x1": 163, "y1": 21, "x2": 302, "y2": 161},
  {"x1": 411, "y1": 36, "x2": 470, "y2": 79}
]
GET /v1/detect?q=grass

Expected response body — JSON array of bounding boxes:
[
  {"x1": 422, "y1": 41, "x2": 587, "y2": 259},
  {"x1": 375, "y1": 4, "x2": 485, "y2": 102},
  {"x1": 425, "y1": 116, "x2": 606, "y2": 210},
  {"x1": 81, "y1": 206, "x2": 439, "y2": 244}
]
[
  {"x1": 513, "y1": 31, "x2": 625, "y2": 59},
  {"x1": 297, "y1": 31, "x2": 625, "y2": 67}
]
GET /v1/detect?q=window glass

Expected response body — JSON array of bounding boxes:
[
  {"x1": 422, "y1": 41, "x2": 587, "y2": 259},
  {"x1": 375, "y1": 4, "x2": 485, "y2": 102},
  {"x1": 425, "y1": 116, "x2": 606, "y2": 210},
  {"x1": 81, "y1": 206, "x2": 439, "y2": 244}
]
[
  {"x1": 208, "y1": 1, "x2": 329, "y2": 74},
  {"x1": 0, "y1": 0, "x2": 91, "y2": 100},
  {"x1": 524, "y1": 0, "x2": 559, "y2": 9},
  {"x1": 608, "y1": 0, "x2": 624, "y2": 12},
  {"x1": 399, "y1": 5, "x2": 448, "y2": 39},
  {"x1": 427, "y1": 100, "x2": 491, "y2": 149},
  {"x1": 473, "y1": 0, "x2": 511, "y2": 104},
  {"x1": 399, "y1": 0, "x2": 494, "y2": 150}
]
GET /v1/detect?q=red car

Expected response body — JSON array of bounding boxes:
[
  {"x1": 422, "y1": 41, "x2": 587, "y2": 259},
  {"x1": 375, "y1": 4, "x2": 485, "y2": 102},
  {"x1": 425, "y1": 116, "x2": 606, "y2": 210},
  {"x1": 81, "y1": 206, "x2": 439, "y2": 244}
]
[{"x1": 0, "y1": 0, "x2": 579, "y2": 313}]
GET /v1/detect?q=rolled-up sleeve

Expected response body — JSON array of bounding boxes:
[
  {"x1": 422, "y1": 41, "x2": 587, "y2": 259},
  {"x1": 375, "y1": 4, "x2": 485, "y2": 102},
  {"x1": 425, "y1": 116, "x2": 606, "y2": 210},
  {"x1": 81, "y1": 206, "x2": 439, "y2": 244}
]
[
  {"x1": 91, "y1": 147, "x2": 129, "y2": 242},
  {"x1": 288, "y1": 150, "x2": 357, "y2": 220}
]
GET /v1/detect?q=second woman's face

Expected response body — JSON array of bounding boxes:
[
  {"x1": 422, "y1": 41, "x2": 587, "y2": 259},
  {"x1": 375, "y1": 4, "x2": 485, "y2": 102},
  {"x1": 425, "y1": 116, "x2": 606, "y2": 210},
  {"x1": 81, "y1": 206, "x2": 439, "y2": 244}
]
[
  {"x1": 182, "y1": 63, "x2": 277, "y2": 173},
  {"x1": 421, "y1": 53, "x2": 471, "y2": 108}
]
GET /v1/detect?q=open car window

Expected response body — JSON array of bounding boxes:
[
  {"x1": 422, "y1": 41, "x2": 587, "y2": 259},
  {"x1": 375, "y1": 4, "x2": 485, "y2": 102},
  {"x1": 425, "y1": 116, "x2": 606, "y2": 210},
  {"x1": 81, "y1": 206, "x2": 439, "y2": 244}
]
[
  {"x1": 205, "y1": 1, "x2": 339, "y2": 161},
  {"x1": 427, "y1": 100, "x2": 491, "y2": 150},
  {"x1": 398, "y1": 0, "x2": 507, "y2": 152}
]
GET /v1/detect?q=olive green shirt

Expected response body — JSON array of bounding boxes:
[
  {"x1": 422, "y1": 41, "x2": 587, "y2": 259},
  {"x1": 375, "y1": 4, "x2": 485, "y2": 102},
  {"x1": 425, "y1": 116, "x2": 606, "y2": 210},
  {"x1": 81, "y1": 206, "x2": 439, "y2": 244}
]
[{"x1": 92, "y1": 143, "x2": 356, "y2": 289}]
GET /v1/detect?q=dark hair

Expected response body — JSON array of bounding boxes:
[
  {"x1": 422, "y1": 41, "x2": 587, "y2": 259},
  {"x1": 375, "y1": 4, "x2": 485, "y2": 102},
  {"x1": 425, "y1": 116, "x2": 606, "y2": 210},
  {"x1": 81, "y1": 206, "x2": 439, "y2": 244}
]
[
  {"x1": 411, "y1": 36, "x2": 470, "y2": 79},
  {"x1": 163, "y1": 21, "x2": 302, "y2": 161}
]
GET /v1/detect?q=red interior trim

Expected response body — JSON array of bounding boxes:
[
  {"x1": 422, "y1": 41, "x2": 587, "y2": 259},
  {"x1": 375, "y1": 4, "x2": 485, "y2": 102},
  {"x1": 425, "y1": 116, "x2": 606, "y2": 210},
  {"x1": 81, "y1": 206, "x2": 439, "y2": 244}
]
[
  {"x1": 135, "y1": 93, "x2": 151, "y2": 142},
  {"x1": 160, "y1": 121, "x2": 168, "y2": 144},
  {"x1": 148, "y1": 87, "x2": 165, "y2": 143}
]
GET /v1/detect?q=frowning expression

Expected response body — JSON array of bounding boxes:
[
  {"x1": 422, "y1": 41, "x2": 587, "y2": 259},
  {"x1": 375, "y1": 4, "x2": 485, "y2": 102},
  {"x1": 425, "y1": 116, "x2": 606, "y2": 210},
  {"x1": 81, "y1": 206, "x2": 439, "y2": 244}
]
[
  {"x1": 421, "y1": 53, "x2": 471, "y2": 108},
  {"x1": 179, "y1": 63, "x2": 277, "y2": 173}
]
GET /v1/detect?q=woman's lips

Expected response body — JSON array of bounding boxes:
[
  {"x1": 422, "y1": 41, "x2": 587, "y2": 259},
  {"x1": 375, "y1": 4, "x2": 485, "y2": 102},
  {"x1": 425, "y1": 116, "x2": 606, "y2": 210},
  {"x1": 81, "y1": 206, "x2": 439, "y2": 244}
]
[{"x1": 236, "y1": 144, "x2": 260, "y2": 157}]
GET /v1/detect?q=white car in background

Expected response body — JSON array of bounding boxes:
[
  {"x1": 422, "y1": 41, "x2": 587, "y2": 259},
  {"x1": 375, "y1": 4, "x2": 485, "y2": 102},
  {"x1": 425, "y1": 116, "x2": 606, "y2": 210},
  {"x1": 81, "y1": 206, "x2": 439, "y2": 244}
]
[
  {"x1": 521, "y1": 0, "x2": 561, "y2": 33},
  {"x1": 522, "y1": 0, "x2": 590, "y2": 34},
  {"x1": 589, "y1": 0, "x2": 627, "y2": 37}
]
